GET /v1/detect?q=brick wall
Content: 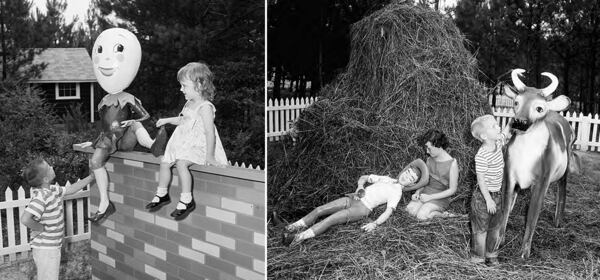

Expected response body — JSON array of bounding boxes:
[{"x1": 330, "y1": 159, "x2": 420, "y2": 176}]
[{"x1": 74, "y1": 146, "x2": 265, "y2": 280}]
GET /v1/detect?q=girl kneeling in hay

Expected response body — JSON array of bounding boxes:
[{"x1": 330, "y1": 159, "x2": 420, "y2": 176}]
[
  {"x1": 405, "y1": 130, "x2": 459, "y2": 220},
  {"x1": 282, "y1": 160, "x2": 428, "y2": 246}
]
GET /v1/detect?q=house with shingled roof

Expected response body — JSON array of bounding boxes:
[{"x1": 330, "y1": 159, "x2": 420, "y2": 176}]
[{"x1": 27, "y1": 48, "x2": 99, "y2": 122}]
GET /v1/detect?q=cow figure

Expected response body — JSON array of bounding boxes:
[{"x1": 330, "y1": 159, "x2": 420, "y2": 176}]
[{"x1": 488, "y1": 69, "x2": 576, "y2": 259}]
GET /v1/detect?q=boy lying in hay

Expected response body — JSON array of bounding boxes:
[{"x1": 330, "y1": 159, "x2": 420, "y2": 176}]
[{"x1": 281, "y1": 159, "x2": 428, "y2": 246}]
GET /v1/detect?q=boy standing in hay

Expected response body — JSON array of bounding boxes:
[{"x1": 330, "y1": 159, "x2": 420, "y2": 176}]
[
  {"x1": 469, "y1": 115, "x2": 511, "y2": 266},
  {"x1": 20, "y1": 158, "x2": 95, "y2": 280}
]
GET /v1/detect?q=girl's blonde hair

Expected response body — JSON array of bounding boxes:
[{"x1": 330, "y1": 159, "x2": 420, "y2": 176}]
[{"x1": 177, "y1": 62, "x2": 216, "y2": 101}]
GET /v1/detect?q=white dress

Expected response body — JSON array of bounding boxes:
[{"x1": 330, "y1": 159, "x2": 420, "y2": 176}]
[{"x1": 162, "y1": 101, "x2": 228, "y2": 165}]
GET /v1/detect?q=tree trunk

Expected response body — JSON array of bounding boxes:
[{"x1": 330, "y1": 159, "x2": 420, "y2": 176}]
[
  {"x1": 273, "y1": 65, "x2": 282, "y2": 99},
  {"x1": 298, "y1": 75, "x2": 306, "y2": 98},
  {"x1": 1, "y1": 0, "x2": 6, "y2": 80},
  {"x1": 589, "y1": 5, "x2": 598, "y2": 115},
  {"x1": 562, "y1": 51, "x2": 570, "y2": 99}
]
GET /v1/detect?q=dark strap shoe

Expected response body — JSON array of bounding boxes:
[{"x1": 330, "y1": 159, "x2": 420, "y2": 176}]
[
  {"x1": 88, "y1": 201, "x2": 116, "y2": 224},
  {"x1": 150, "y1": 126, "x2": 168, "y2": 157},
  {"x1": 170, "y1": 199, "x2": 196, "y2": 221},
  {"x1": 281, "y1": 232, "x2": 296, "y2": 247},
  {"x1": 145, "y1": 194, "x2": 171, "y2": 212}
]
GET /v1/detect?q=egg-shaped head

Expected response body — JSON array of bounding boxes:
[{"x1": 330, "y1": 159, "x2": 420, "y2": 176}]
[{"x1": 92, "y1": 28, "x2": 141, "y2": 94}]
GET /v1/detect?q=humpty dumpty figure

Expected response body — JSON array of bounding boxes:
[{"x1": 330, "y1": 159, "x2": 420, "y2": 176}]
[{"x1": 82, "y1": 28, "x2": 165, "y2": 223}]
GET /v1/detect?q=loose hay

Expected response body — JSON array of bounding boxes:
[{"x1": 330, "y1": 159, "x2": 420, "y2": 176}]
[{"x1": 268, "y1": 3, "x2": 488, "y2": 218}]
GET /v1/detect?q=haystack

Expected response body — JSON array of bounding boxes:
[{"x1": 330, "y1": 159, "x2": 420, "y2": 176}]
[{"x1": 269, "y1": 3, "x2": 489, "y2": 218}]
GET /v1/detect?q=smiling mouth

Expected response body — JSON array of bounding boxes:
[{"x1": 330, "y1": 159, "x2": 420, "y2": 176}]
[{"x1": 99, "y1": 67, "x2": 115, "y2": 76}]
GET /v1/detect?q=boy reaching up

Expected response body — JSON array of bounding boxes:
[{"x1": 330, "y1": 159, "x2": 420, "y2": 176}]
[{"x1": 20, "y1": 158, "x2": 95, "y2": 280}]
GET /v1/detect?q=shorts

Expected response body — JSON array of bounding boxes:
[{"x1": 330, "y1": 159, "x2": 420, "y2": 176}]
[{"x1": 470, "y1": 189, "x2": 502, "y2": 234}]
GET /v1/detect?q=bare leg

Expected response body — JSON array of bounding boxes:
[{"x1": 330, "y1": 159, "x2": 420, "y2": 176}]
[
  {"x1": 406, "y1": 200, "x2": 423, "y2": 217},
  {"x1": 175, "y1": 160, "x2": 194, "y2": 194},
  {"x1": 175, "y1": 160, "x2": 194, "y2": 210},
  {"x1": 415, "y1": 203, "x2": 443, "y2": 220},
  {"x1": 149, "y1": 159, "x2": 173, "y2": 204},
  {"x1": 309, "y1": 203, "x2": 370, "y2": 236},
  {"x1": 299, "y1": 197, "x2": 351, "y2": 227},
  {"x1": 158, "y1": 159, "x2": 173, "y2": 189}
]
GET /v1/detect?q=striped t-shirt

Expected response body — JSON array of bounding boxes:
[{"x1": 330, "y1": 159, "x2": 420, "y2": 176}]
[
  {"x1": 25, "y1": 185, "x2": 66, "y2": 248},
  {"x1": 475, "y1": 140, "x2": 505, "y2": 193}
]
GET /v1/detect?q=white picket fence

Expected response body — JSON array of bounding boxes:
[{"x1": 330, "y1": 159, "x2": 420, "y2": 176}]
[
  {"x1": 267, "y1": 97, "x2": 317, "y2": 141},
  {"x1": 267, "y1": 97, "x2": 600, "y2": 151},
  {"x1": 0, "y1": 180, "x2": 91, "y2": 264}
]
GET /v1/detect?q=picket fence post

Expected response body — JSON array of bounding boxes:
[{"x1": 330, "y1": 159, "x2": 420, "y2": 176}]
[{"x1": 579, "y1": 112, "x2": 591, "y2": 151}]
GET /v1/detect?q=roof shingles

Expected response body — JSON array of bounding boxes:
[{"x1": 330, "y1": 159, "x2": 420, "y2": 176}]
[{"x1": 28, "y1": 48, "x2": 96, "y2": 82}]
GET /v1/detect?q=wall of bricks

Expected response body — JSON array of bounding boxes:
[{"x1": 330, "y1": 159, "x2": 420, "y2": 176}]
[{"x1": 74, "y1": 146, "x2": 265, "y2": 280}]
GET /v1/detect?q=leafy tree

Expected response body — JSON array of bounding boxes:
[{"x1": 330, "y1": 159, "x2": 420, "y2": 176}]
[
  {"x1": 0, "y1": 0, "x2": 40, "y2": 80},
  {"x1": 268, "y1": 0, "x2": 392, "y2": 98},
  {"x1": 453, "y1": 0, "x2": 600, "y2": 114}
]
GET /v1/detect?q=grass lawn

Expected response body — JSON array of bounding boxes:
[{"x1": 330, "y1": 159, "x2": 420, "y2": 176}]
[
  {"x1": 267, "y1": 151, "x2": 600, "y2": 279},
  {"x1": 0, "y1": 240, "x2": 91, "y2": 280}
]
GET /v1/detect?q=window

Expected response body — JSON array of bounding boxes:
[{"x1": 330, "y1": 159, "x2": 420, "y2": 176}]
[{"x1": 55, "y1": 83, "x2": 80, "y2": 100}]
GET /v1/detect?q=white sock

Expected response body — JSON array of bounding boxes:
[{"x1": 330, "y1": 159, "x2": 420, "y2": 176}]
[
  {"x1": 286, "y1": 219, "x2": 307, "y2": 231},
  {"x1": 296, "y1": 229, "x2": 315, "y2": 241},
  {"x1": 176, "y1": 192, "x2": 193, "y2": 210},
  {"x1": 151, "y1": 187, "x2": 168, "y2": 202},
  {"x1": 135, "y1": 127, "x2": 154, "y2": 149}
]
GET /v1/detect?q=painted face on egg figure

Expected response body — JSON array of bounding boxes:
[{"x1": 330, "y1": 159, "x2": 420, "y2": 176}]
[{"x1": 92, "y1": 28, "x2": 141, "y2": 94}]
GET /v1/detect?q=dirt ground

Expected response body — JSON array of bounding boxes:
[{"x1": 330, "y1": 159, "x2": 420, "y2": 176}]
[{"x1": 0, "y1": 240, "x2": 90, "y2": 280}]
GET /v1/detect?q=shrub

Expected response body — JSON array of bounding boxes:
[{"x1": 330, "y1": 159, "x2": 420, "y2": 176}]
[{"x1": 0, "y1": 81, "x2": 92, "y2": 190}]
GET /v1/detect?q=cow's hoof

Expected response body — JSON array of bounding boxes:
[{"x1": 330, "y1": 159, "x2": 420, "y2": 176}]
[{"x1": 520, "y1": 249, "x2": 531, "y2": 259}]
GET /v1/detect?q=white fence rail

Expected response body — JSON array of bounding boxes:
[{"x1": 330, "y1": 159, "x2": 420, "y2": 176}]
[
  {"x1": 267, "y1": 97, "x2": 317, "y2": 141},
  {"x1": 267, "y1": 97, "x2": 600, "y2": 152},
  {"x1": 0, "y1": 180, "x2": 91, "y2": 264}
]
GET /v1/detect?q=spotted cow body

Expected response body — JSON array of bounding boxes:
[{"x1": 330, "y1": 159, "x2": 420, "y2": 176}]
[{"x1": 489, "y1": 69, "x2": 575, "y2": 259}]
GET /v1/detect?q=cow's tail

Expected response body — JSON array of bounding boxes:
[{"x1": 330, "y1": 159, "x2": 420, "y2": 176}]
[{"x1": 567, "y1": 131, "x2": 582, "y2": 175}]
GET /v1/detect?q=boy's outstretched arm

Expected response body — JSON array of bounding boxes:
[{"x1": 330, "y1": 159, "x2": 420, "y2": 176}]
[
  {"x1": 65, "y1": 174, "x2": 95, "y2": 196},
  {"x1": 361, "y1": 207, "x2": 394, "y2": 232}
]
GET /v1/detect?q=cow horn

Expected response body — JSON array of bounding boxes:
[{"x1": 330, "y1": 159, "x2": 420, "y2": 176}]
[
  {"x1": 541, "y1": 72, "x2": 558, "y2": 97},
  {"x1": 511, "y1": 69, "x2": 526, "y2": 91}
]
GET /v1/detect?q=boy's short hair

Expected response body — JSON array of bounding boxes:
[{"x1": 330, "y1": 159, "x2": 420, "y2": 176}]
[
  {"x1": 471, "y1": 115, "x2": 496, "y2": 141},
  {"x1": 420, "y1": 129, "x2": 449, "y2": 149},
  {"x1": 22, "y1": 158, "x2": 47, "y2": 187},
  {"x1": 177, "y1": 62, "x2": 216, "y2": 101}
]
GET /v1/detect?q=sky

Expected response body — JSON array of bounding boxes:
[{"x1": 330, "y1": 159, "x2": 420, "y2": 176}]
[{"x1": 31, "y1": 0, "x2": 92, "y2": 24}]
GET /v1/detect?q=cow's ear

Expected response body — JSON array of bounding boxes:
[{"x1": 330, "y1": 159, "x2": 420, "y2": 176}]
[
  {"x1": 503, "y1": 84, "x2": 517, "y2": 99},
  {"x1": 547, "y1": 95, "x2": 570, "y2": 112}
]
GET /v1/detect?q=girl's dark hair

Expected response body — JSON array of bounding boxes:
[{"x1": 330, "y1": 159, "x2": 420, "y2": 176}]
[{"x1": 420, "y1": 129, "x2": 449, "y2": 149}]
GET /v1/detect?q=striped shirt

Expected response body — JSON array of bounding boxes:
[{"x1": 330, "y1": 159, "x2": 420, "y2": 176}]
[
  {"x1": 25, "y1": 185, "x2": 66, "y2": 248},
  {"x1": 475, "y1": 139, "x2": 505, "y2": 193}
]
